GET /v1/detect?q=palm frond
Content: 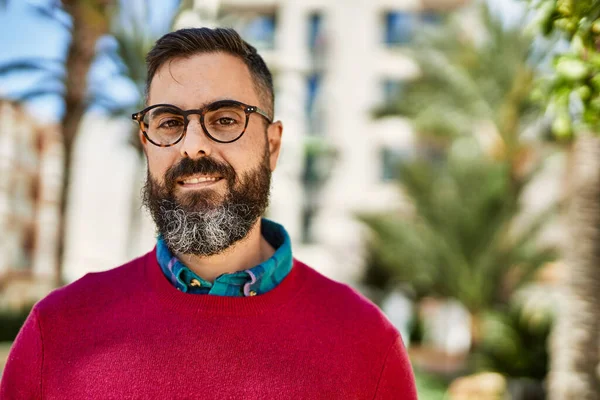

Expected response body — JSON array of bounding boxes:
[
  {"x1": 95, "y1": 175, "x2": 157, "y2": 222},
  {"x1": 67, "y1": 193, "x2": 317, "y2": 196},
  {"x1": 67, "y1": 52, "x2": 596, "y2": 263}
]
[
  {"x1": 9, "y1": 87, "x2": 65, "y2": 102},
  {"x1": 375, "y1": 2, "x2": 540, "y2": 150},
  {"x1": 0, "y1": 59, "x2": 64, "y2": 76},
  {"x1": 0, "y1": 59, "x2": 65, "y2": 101},
  {"x1": 361, "y1": 147, "x2": 556, "y2": 313},
  {"x1": 26, "y1": 1, "x2": 71, "y2": 31}
]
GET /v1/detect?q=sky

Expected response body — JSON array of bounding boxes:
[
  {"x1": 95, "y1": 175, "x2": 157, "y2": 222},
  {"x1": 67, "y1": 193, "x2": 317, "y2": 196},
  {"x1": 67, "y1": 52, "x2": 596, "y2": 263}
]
[
  {"x1": 0, "y1": 1, "x2": 71, "y2": 121},
  {"x1": 0, "y1": 0, "x2": 178, "y2": 122},
  {"x1": 0, "y1": 0, "x2": 526, "y2": 123}
]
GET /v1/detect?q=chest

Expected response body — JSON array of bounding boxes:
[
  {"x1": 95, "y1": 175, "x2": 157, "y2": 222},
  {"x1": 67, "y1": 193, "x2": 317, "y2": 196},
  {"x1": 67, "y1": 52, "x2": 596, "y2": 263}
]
[{"x1": 40, "y1": 313, "x2": 381, "y2": 399}]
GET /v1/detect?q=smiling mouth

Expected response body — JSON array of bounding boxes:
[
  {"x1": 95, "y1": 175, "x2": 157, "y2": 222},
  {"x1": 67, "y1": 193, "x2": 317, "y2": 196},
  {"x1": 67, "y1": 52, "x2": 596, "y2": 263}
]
[{"x1": 177, "y1": 175, "x2": 223, "y2": 187}]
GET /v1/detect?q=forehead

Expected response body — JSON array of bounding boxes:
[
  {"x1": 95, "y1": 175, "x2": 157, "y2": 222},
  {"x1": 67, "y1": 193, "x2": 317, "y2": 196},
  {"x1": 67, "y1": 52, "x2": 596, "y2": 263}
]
[{"x1": 148, "y1": 52, "x2": 258, "y2": 108}]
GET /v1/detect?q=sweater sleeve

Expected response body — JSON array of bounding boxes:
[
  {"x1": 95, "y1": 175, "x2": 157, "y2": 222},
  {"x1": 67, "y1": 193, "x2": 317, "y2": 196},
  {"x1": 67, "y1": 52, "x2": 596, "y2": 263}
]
[
  {"x1": 0, "y1": 307, "x2": 43, "y2": 399},
  {"x1": 373, "y1": 334, "x2": 417, "y2": 400}
]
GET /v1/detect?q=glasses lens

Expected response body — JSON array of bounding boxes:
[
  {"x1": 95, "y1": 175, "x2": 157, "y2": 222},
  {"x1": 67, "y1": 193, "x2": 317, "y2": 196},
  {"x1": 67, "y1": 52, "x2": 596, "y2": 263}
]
[
  {"x1": 143, "y1": 106, "x2": 185, "y2": 145},
  {"x1": 204, "y1": 104, "x2": 247, "y2": 142}
]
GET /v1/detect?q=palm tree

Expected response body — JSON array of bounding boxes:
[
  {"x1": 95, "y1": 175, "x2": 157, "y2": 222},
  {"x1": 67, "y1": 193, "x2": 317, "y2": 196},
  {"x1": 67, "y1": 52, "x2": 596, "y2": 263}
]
[
  {"x1": 375, "y1": 3, "x2": 542, "y2": 180},
  {"x1": 361, "y1": 2, "x2": 556, "y2": 340},
  {"x1": 0, "y1": 1, "x2": 111, "y2": 285},
  {"x1": 0, "y1": 1, "x2": 185, "y2": 284},
  {"x1": 361, "y1": 148, "x2": 556, "y2": 326},
  {"x1": 528, "y1": 1, "x2": 600, "y2": 398}
]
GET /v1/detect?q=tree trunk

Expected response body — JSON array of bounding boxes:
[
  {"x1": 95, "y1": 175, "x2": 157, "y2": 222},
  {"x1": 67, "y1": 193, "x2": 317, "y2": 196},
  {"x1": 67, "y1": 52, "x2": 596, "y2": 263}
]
[
  {"x1": 55, "y1": 0, "x2": 110, "y2": 284},
  {"x1": 31, "y1": 123, "x2": 63, "y2": 281},
  {"x1": 548, "y1": 133, "x2": 600, "y2": 400}
]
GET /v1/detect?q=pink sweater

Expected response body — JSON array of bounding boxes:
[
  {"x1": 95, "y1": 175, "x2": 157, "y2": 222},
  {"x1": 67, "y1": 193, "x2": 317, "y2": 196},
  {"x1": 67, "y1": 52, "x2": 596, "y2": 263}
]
[{"x1": 1, "y1": 250, "x2": 417, "y2": 399}]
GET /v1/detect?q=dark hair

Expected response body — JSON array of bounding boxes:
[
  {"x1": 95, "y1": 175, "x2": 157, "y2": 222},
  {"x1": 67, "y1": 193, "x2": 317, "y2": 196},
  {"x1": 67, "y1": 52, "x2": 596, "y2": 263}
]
[{"x1": 145, "y1": 27, "x2": 274, "y2": 117}]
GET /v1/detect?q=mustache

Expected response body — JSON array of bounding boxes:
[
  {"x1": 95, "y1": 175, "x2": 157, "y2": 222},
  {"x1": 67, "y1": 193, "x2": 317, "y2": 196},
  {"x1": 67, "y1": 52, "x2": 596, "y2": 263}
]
[{"x1": 164, "y1": 157, "x2": 236, "y2": 190}]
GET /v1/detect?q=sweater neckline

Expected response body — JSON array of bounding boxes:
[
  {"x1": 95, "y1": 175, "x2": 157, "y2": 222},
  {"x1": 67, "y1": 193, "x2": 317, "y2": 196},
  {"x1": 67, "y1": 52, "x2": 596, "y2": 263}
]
[{"x1": 144, "y1": 249, "x2": 307, "y2": 315}]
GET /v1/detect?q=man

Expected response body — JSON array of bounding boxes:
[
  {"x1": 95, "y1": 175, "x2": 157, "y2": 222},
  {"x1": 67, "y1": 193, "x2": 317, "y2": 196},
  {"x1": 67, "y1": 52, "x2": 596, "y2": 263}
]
[{"x1": 1, "y1": 28, "x2": 417, "y2": 399}]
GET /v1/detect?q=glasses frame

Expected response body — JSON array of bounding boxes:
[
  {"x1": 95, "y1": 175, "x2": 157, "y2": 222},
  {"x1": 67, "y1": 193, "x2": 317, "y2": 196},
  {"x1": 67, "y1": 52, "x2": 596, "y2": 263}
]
[{"x1": 132, "y1": 100, "x2": 273, "y2": 147}]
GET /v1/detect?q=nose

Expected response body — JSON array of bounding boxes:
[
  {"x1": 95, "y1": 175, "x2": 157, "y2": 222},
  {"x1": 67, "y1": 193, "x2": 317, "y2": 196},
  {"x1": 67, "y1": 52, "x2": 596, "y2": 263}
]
[{"x1": 179, "y1": 117, "x2": 213, "y2": 159}]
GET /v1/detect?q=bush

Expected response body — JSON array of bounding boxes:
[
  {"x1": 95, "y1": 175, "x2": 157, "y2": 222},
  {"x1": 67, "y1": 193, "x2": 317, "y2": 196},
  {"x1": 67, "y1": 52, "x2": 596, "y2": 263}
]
[
  {"x1": 0, "y1": 305, "x2": 33, "y2": 342},
  {"x1": 473, "y1": 300, "x2": 552, "y2": 381}
]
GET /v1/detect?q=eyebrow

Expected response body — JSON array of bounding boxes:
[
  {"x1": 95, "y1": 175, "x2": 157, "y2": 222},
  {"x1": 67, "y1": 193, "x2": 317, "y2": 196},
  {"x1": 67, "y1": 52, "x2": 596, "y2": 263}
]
[
  {"x1": 150, "y1": 98, "x2": 242, "y2": 112},
  {"x1": 150, "y1": 105, "x2": 184, "y2": 117}
]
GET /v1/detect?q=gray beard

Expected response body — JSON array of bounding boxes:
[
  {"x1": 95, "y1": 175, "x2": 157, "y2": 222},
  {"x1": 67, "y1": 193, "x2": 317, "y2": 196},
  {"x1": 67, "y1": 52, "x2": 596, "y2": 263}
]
[
  {"x1": 157, "y1": 201, "x2": 258, "y2": 256},
  {"x1": 142, "y1": 148, "x2": 272, "y2": 257}
]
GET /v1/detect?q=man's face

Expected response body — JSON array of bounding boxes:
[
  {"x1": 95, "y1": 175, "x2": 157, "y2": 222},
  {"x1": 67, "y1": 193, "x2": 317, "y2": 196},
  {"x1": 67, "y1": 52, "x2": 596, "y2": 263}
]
[{"x1": 140, "y1": 52, "x2": 282, "y2": 256}]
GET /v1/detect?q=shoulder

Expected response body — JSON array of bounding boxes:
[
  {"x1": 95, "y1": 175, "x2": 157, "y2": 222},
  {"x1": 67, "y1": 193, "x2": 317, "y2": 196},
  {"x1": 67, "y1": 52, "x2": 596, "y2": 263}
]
[
  {"x1": 34, "y1": 251, "x2": 153, "y2": 317},
  {"x1": 294, "y1": 259, "x2": 398, "y2": 337}
]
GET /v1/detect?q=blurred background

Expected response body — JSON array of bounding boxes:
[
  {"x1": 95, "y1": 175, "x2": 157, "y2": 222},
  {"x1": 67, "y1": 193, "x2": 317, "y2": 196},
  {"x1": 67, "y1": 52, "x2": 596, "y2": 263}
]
[{"x1": 2, "y1": 0, "x2": 600, "y2": 398}]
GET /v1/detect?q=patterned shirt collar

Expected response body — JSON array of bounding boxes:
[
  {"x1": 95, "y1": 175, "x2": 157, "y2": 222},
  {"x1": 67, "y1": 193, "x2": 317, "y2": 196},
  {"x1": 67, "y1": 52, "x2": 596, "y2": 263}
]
[{"x1": 156, "y1": 218, "x2": 293, "y2": 297}]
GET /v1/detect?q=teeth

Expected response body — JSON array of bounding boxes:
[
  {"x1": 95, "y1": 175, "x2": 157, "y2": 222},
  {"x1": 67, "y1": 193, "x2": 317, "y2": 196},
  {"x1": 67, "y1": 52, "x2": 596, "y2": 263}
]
[{"x1": 182, "y1": 176, "x2": 220, "y2": 184}]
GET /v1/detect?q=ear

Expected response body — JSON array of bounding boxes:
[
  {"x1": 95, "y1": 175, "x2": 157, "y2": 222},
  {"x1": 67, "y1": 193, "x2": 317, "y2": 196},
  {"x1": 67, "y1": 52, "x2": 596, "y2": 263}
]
[
  {"x1": 138, "y1": 128, "x2": 148, "y2": 147},
  {"x1": 266, "y1": 121, "x2": 283, "y2": 171}
]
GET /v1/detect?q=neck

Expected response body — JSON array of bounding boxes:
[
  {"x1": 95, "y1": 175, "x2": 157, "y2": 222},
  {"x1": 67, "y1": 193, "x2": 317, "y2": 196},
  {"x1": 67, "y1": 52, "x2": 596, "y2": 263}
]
[{"x1": 174, "y1": 219, "x2": 275, "y2": 282}]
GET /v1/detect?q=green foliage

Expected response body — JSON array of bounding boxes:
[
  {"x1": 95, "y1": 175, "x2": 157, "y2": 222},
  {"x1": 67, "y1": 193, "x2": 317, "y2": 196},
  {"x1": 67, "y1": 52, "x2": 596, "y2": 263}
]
[
  {"x1": 360, "y1": 145, "x2": 556, "y2": 314},
  {"x1": 301, "y1": 136, "x2": 337, "y2": 243},
  {"x1": 302, "y1": 136, "x2": 337, "y2": 186},
  {"x1": 376, "y1": 2, "x2": 540, "y2": 153},
  {"x1": 529, "y1": 0, "x2": 600, "y2": 137},
  {"x1": 362, "y1": 2, "x2": 557, "y2": 315},
  {"x1": 473, "y1": 290, "x2": 553, "y2": 380},
  {"x1": 363, "y1": 0, "x2": 559, "y2": 387},
  {"x1": 0, "y1": 305, "x2": 32, "y2": 342},
  {"x1": 473, "y1": 284, "x2": 558, "y2": 384},
  {"x1": 414, "y1": 369, "x2": 449, "y2": 400}
]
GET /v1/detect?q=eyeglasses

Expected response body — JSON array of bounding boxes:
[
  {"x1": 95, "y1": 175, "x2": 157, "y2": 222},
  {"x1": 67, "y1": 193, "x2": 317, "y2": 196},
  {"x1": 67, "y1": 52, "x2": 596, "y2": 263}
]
[{"x1": 132, "y1": 100, "x2": 272, "y2": 147}]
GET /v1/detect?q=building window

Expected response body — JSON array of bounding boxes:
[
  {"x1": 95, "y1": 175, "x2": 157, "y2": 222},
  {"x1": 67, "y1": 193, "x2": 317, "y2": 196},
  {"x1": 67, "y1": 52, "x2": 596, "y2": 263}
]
[
  {"x1": 421, "y1": 11, "x2": 442, "y2": 25},
  {"x1": 306, "y1": 73, "x2": 323, "y2": 134},
  {"x1": 308, "y1": 12, "x2": 326, "y2": 70},
  {"x1": 384, "y1": 11, "x2": 414, "y2": 46},
  {"x1": 381, "y1": 147, "x2": 407, "y2": 182},
  {"x1": 383, "y1": 11, "x2": 441, "y2": 47},
  {"x1": 239, "y1": 13, "x2": 277, "y2": 50},
  {"x1": 381, "y1": 78, "x2": 406, "y2": 104},
  {"x1": 308, "y1": 13, "x2": 324, "y2": 51}
]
